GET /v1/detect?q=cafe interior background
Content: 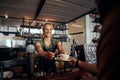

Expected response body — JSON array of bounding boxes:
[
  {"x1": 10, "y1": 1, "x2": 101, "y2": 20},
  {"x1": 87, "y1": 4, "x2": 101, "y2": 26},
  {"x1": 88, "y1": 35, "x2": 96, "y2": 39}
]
[{"x1": 0, "y1": 0, "x2": 102, "y2": 79}]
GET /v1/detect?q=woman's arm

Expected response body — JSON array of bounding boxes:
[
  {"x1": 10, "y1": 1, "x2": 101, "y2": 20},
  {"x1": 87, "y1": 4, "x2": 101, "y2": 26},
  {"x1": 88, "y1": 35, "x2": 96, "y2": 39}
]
[
  {"x1": 34, "y1": 41, "x2": 55, "y2": 60},
  {"x1": 56, "y1": 41, "x2": 66, "y2": 54}
]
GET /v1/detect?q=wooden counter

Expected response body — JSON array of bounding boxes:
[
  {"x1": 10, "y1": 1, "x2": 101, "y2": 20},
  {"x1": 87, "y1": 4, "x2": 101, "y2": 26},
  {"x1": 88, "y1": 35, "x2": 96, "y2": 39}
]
[{"x1": 36, "y1": 70, "x2": 84, "y2": 80}]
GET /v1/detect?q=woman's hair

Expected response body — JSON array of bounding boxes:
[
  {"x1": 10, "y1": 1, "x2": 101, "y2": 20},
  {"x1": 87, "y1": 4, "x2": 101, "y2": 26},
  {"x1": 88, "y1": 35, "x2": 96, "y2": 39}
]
[{"x1": 43, "y1": 23, "x2": 54, "y2": 30}]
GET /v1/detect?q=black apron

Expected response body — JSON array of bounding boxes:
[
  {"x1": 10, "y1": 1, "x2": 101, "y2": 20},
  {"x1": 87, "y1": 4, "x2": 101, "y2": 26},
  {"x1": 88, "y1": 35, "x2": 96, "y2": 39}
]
[{"x1": 37, "y1": 38, "x2": 59, "y2": 75}]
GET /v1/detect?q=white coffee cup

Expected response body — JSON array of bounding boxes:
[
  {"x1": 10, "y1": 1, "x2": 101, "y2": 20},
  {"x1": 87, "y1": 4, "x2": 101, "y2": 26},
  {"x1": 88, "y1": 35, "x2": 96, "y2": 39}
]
[{"x1": 57, "y1": 54, "x2": 69, "y2": 60}]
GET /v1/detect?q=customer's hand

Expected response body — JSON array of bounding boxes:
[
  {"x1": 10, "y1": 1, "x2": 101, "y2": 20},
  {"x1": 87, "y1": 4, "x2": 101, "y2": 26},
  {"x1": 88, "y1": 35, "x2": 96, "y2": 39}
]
[{"x1": 69, "y1": 57, "x2": 77, "y2": 67}]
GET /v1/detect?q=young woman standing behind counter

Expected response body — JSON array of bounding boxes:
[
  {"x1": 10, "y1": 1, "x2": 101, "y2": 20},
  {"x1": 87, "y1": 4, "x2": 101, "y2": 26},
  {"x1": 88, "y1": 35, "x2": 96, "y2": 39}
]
[{"x1": 34, "y1": 23, "x2": 66, "y2": 75}]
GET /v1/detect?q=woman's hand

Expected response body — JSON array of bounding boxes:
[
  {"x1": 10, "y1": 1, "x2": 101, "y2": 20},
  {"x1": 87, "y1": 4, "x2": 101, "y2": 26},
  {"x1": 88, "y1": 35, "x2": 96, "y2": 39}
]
[
  {"x1": 48, "y1": 52, "x2": 56, "y2": 60},
  {"x1": 44, "y1": 52, "x2": 56, "y2": 60}
]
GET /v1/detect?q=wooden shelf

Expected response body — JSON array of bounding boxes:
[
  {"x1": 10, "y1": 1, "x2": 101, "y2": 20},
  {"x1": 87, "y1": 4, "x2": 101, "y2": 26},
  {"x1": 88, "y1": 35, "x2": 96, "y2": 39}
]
[
  {"x1": 20, "y1": 25, "x2": 41, "y2": 29},
  {"x1": 54, "y1": 28, "x2": 68, "y2": 30}
]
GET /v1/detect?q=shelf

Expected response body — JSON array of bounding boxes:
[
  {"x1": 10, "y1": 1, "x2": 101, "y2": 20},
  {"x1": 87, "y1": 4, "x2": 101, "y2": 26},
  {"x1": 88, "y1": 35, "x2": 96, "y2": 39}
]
[
  {"x1": 70, "y1": 32, "x2": 83, "y2": 35},
  {"x1": 20, "y1": 25, "x2": 41, "y2": 29},
  {"x1": 21, "y1": 34, "x2": 70, "y2": 42},
  {"x1": 54, "y1": 28, "x2": 68, "y2": 30},
  {"x1": 21, "y1": 34, "x2": 41, "y2": 38},
  {"x1": 0, "y1": 31, "x2": 17, "y2": 36}
]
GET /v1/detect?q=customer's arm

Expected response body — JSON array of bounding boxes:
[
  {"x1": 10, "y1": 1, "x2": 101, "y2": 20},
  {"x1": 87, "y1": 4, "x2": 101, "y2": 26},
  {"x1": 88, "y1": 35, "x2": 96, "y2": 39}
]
[{"x1": 69, "y1": 57, "x2": 98, "y2": 75}]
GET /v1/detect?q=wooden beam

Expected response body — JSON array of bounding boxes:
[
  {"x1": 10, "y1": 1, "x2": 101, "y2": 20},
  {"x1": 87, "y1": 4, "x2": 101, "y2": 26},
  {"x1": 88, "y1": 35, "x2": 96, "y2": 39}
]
[
  {"x1": 34, "y1": 0, "x2": 46, "y2": 20},
  {"x1": 68, "y1": 8, "x2": 96, "y2": 23}
]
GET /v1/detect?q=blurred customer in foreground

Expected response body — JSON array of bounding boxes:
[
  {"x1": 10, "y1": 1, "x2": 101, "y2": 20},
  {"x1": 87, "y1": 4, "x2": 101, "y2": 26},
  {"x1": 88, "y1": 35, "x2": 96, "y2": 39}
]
[
  {"x1": 34, "y1": 23, "x2": 66, "y2": 75},
  {"x1": 70, "y1": 0, "x2": 120, "y2": 80},
  {"x1": 96, "y1": 0, "x2": 120, "y2": 79}
]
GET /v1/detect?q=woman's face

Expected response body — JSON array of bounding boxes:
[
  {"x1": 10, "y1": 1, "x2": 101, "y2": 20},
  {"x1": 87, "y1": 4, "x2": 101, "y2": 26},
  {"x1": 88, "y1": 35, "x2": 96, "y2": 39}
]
[{"x1": 43, "y1": 24, "x2": 53, "y2": 37}]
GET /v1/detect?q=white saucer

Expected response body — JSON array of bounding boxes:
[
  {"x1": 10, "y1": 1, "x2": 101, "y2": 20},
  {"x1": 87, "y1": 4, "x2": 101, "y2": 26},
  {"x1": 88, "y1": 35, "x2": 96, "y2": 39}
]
[{"x1": 55, "y1": 57, "x2": 71, "y2": 61}]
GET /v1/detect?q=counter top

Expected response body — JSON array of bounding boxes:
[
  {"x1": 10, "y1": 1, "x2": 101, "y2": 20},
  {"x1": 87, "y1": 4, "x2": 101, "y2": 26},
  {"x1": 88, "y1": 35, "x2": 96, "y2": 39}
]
[{"x1": 36, "y1": 70, "x2": 84, "y2": 80}]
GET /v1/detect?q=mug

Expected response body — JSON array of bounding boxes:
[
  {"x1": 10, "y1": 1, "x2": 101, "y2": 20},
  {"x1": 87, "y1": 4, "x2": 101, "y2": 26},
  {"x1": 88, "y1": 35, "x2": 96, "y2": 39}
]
[{"x1": 57, "y1": 54, "x2": 69, "y2": 60}]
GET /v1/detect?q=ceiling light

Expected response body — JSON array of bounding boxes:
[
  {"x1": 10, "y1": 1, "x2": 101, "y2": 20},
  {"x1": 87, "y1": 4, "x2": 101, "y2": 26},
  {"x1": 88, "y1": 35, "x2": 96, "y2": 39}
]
[
  {"x1": 5, "y1": 15, "x2": 8, "y2": 18},
  {"x1": 45, "y1": 19, "x2": 48, "y2": 22}
]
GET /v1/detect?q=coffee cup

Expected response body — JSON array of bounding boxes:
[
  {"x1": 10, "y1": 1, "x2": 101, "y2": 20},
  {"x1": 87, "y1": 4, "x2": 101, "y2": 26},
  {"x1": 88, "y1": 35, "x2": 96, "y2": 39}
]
[{"x1": 57, "y1": 54, "x2": 69, "y2": 60}]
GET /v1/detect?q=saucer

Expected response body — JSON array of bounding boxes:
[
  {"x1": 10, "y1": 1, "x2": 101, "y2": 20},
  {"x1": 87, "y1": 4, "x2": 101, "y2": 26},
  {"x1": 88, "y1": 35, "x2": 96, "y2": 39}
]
[{"x1": 55, "y1": 57, "x2": 71, "y2": 61}]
